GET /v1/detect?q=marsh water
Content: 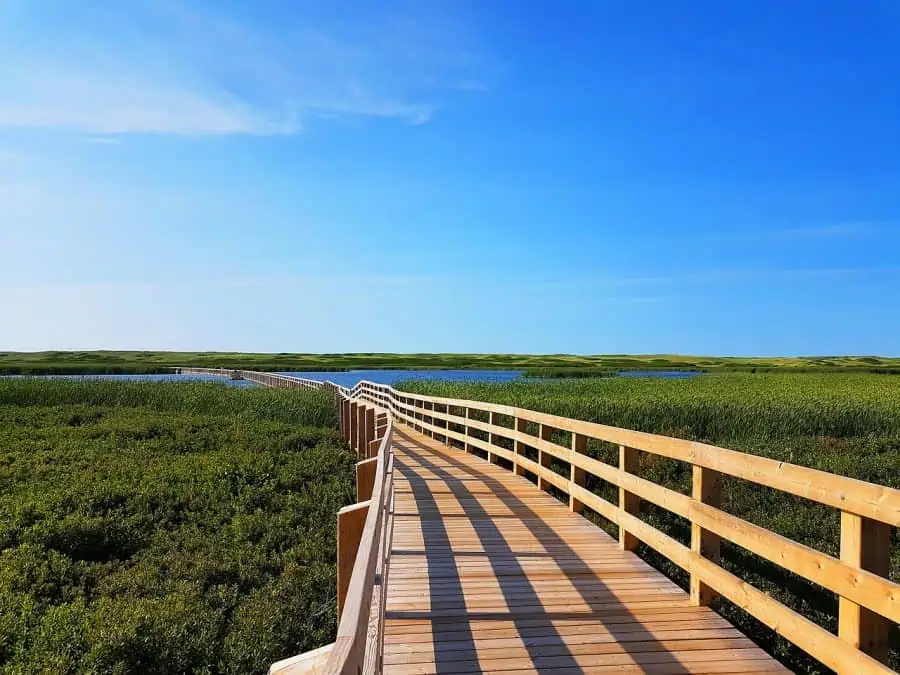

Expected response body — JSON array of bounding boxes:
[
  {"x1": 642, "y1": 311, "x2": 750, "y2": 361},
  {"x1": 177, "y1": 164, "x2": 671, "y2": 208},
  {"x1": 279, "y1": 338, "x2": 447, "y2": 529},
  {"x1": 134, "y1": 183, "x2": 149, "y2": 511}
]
[{"x1": 6, "y1": 369, "x2": 701, "y2": 387}]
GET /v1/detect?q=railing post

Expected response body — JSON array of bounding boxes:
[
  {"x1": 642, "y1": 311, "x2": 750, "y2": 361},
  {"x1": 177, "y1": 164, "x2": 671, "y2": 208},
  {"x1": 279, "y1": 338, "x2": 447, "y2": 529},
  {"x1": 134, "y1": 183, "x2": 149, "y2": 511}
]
[
  {"x1": 336, "y1": 500, "x2": 370, "y2": 622},
  {"x1": 365, "y1": 407, "x2": 375, "y2": 458},
  {"x1": 375, "y1": 412, "x2": 388, "y2": 443},
  {"x1": 356, "y1": 457, "x2": 378, "y2": 502},
  {"x1": 488, "y1": 411, "x2": 499, "y2": 464},
  {"x1": 464, "y1": 408, "x2": 470, "y2": 453},
  {"x1": 618, "y1": 445, "x2": 640, "y2": 551},
  {"x1": 348, "y1": 402, "x2": 358, "y2": 449},
  {"x1": 690, "y1": 465, "x2": 721, "y2": 606},
  {"x1": 514, "y1": 417, "x2": 527, "y2": 476},
  {"x1": 356, "y1": 404, "x2": 366, "y2": 458},
  {"x1": 442, "y1": 405, "x2": 450, "y2": 445},
  {"x1": 434, "y1": 404, "x2": 442, "y2": 443},
  {"x1": 570, "y1": 433, "x2": 586, "y2": 512},
  {"x1": 538, "y1": 424, "x2": 553, "y2": 492},
  {"x1": 838, "y1": 511, "x2": 891, "y2": 664}
]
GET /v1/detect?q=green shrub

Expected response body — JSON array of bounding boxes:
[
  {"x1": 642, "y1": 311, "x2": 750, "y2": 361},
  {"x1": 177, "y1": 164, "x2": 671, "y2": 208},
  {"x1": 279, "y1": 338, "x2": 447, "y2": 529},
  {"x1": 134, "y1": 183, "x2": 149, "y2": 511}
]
[{"x1": 0, "y1": 380, "x2": 350, "y2": 673}]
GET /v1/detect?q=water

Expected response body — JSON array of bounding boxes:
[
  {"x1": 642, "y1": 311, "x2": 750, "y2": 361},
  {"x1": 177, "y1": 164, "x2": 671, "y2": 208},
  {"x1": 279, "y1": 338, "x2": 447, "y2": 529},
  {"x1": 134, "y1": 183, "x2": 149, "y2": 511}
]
[
  {"x1": 275, "y1": 369, "x2": 524, "y2": 388},
  {"x1": 4, "y1": 369, "x2": 699, "y2": 388}
]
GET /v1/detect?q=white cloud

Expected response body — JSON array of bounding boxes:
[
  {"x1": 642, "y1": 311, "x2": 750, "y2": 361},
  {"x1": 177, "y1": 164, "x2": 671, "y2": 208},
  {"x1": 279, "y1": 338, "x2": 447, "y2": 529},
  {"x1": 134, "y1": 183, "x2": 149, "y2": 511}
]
[
  {"x1": 775, "y1": 224, "x2": 872, "y2": 238},
  {"x1": 0, "y1": 73, "x2": 298, "y2": 135},
  {"x1": 0, "y1": 0, "x2": 486, "y2": 136}
]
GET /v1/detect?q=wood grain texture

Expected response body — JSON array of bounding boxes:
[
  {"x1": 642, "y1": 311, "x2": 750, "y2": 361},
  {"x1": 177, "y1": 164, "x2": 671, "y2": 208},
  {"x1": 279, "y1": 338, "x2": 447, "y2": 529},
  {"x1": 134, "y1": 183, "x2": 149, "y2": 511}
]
[
  {"x1": 381, "y1": 385, "x2": 900, "y2": 526},
  {"x1": 690, "y1": 465, "x2": 720, "y2": 607},
  {"x1": 191, "y1": 373, "x2": 898, "y2": 675},
  {"x1": 337, "y1": 501, "x2": 370, "y2": 621},
  {"x1": 839, "y1": 511, "x2": 892, "y2": 663},
  {"x1": 382, "y1": 427, "x2": 789, "y2": 675}
]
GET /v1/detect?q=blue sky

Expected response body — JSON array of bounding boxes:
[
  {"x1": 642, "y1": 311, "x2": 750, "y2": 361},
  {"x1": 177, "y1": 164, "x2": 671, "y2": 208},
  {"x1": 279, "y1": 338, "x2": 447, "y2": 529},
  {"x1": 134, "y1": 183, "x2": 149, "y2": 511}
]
[{"x1": 1, "y1": 0, "x2": 898, "y2": 355}]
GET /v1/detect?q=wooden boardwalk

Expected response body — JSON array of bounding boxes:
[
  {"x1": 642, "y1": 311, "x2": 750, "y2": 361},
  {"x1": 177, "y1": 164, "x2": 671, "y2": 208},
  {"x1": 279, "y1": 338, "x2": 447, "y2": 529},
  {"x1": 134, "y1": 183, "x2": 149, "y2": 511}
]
[
  {"x1": 383, "y1": 427, "x2": 788, "y2": 675},
  {"x1": 188, "y1": 371, "x2": 897, "y2": 674}
]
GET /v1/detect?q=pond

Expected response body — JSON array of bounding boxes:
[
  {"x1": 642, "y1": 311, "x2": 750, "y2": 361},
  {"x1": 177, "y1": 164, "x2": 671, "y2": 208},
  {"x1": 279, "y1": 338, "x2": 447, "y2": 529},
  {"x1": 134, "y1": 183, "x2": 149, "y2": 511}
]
[
  {"x1": 3, "y1": 369, "x2": 702, "y2": 388},
  {"x1": 277, "y1": 369, "x2": 703, "y2": 387}
]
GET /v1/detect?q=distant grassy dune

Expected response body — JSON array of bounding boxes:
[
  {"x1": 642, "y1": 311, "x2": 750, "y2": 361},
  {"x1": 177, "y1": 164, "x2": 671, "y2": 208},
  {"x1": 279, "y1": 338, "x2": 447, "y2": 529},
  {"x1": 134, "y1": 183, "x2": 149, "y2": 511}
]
[{"x1": 2, "y1": 350, "x2": 899, "y2": 375}]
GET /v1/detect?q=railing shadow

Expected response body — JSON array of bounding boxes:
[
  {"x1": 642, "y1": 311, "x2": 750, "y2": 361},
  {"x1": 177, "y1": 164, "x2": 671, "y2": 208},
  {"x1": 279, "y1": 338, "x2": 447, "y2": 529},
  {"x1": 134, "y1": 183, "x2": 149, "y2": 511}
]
[{"x1": 390, "y1": 427, "x2": 696, "y2": 674}]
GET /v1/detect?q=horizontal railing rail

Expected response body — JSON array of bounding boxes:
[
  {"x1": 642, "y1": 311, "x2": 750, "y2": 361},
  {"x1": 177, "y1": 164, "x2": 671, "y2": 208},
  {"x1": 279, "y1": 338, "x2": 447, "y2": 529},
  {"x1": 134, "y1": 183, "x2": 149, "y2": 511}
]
[
  {"x1": 327, "y1": 406, "x2": 393, "y2": 675},
  {"x1": 178, "y1": 368, "x2": 899, "y2": 674},
  {"x1": 175, "y1": 366, "x2": 324, "y2": 390},
  {"x1": 177, "y1": 368, "x2": 391, "y2": 675},
  {"x1": 346, "y1": 379, "x2": 899, "y2": 675}
]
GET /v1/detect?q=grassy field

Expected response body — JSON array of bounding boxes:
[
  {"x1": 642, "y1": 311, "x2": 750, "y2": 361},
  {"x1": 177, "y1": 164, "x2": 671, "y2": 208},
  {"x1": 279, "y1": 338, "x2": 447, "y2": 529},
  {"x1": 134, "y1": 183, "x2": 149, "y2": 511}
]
[
  {"x1": 398, "y1": 373, "x2": 900, "y2": 673},
  {"x1": 0, "y1": 380, "x2": 350, "y2": 674},
  {"x1": 2, "y1": 350, "x2": 900, "y2": 375}
]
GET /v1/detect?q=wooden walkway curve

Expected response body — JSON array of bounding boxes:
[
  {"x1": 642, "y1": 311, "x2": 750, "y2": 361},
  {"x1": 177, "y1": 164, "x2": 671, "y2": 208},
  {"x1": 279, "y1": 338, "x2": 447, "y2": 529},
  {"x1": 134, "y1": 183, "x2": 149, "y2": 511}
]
[
  {"x1": 180, "y1": 369, "x2": 899, "y2": 674},
  {"x1": 384, "y1": 427, "x2": 787, "y2": 674}
]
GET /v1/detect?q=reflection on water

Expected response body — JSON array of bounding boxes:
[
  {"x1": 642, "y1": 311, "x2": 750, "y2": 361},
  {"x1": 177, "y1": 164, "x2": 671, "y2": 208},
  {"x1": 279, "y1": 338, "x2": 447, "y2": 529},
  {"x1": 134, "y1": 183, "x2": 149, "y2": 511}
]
[
  {"x1": 7, "y1": 369, "x2": 701, "y2": 388},
  {"x1": 275, "y1": 369, "x2": 524, "y2": 388}
]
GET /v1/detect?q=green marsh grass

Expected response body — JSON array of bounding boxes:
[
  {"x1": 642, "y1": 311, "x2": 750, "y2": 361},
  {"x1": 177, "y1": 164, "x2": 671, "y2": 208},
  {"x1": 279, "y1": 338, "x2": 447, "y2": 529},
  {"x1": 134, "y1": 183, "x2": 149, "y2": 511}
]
[{"x1": 0, "y1": 379, "x2": 349, "y2": 673}]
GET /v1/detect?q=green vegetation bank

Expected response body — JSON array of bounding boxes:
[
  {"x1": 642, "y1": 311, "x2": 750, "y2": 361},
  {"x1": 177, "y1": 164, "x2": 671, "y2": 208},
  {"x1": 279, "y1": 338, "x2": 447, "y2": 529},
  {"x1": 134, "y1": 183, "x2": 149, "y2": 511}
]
[{"x1": 0, "y1": 380, "x2": 351, "y2": 673}]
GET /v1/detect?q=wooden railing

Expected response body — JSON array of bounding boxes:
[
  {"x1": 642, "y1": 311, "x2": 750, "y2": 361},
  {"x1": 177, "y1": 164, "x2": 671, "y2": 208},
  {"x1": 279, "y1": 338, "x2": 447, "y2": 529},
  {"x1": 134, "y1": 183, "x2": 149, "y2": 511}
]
[
  {"x1": 328, "y1": 401, "x2": 393, "y2": 675},
  {"x1": 176, "y1": 369, "x2": 394, "y2": 675},
  {"x1": 177, "y1": 368, "x2": 900, "y2": 674},
  {"x1": 175, "y1": 367, "x2": 323, "y2": 389},
  {"x1": 346, "y1": 380, "x2": 900, "y2": 675}
]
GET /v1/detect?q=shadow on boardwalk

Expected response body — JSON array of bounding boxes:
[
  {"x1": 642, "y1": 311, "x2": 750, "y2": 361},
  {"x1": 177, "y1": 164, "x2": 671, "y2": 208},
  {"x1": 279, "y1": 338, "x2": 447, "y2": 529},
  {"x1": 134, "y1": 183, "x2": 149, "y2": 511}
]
[{"x1": 380, "y1": 427, "x2": 755, "y2": 674}]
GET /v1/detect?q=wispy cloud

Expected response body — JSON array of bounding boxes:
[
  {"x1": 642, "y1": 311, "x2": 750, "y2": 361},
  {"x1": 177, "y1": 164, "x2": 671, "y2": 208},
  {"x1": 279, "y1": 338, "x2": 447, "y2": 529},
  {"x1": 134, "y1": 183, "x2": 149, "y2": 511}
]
[
  {"x1": 0, "y1": 0, "x2": 487, "y2": 136},
  {"x1": 773, "y1": 223, "x2": 876, "y2": 239},
  {"x1": 707, "y1": 222, "x2": 884, "y2": 244},
  {"x1": 0, "y1": 72, "x2": 298, "y2": 135},
  {"x1": 83, "y1": 135, "x2": 124, "y2": 145},
  {"x1": 471, "y1": 265, "x2": 900, "y2": 290},
  {"x1": 600, "y1": 265, "x2": 900, "y2": 287}
]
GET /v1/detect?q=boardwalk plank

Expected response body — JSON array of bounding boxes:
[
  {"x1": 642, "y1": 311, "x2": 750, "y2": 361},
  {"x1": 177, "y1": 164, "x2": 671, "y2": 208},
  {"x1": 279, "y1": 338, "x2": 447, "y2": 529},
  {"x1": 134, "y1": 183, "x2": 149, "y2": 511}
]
[{"x1": 382, "y1": 428, "x2": 786, "y2": 675}]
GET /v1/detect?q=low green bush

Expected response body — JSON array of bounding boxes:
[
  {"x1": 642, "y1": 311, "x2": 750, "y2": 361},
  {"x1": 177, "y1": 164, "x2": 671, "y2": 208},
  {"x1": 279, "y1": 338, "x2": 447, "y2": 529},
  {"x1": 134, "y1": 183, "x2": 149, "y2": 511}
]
[{"x1": 0, "y1": 380, "x2": 351, "y2": 673}]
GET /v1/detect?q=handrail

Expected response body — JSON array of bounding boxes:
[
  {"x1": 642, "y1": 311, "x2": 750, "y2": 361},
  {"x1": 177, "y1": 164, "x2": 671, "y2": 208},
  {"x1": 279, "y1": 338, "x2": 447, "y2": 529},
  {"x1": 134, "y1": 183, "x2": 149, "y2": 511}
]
[
  {"x1": 326, "y1": 415, "x2": 393, "y2": 675},
  {"x1": 176, "y1": 367, "x2": 324, "y2": 390},
  {"x1": 177, "y1": 368, "x2": 899, "y2": 673},
  {"x1": 348, "y1": 379, "x2": 899, "y2": 674},
  {"x1": 177, "y1": 368, "x2": 393, "y2": 674}
]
